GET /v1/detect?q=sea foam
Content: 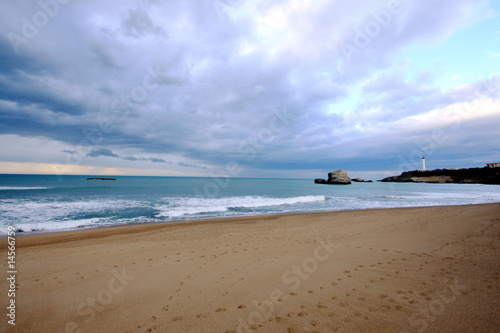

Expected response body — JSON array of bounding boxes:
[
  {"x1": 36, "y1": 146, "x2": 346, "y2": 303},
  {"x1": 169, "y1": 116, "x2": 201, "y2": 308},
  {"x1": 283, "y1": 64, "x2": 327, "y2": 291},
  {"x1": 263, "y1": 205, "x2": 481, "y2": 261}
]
[{"x1": 154, "y1": 195, "x2": 326, "y2": 218}]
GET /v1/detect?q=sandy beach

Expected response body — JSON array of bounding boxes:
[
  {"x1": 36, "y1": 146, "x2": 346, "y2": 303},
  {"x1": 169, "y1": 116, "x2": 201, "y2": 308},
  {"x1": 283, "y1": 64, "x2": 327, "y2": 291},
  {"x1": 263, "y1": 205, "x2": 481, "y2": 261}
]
[{"x1": 1, "y1": 203, "x2": 499, "y2": 332}]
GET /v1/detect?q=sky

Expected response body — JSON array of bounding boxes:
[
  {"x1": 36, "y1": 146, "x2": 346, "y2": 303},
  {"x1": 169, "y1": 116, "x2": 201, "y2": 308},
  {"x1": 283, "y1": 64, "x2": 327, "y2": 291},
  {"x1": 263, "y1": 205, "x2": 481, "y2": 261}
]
[{"x1": 0, "y1": 0, "x2": 499, "y2": 180}]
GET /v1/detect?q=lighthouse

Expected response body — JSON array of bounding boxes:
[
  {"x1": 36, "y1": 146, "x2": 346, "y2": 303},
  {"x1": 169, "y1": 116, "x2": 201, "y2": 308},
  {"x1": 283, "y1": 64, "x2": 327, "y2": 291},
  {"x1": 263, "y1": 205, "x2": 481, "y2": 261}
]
[{"x1": 422, "y1": 156, "x2": 426, "y2": 171}]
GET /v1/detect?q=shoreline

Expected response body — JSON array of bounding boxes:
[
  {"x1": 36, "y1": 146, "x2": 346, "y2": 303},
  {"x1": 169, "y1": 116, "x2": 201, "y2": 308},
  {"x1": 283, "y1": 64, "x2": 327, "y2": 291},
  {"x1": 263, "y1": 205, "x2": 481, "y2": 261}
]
[
  {"x1": 1, "y1": 203, "x2": 499, "y2": 332},
  {"x1": 4, "y1": 202, "x2": 500, "y2": 244}
]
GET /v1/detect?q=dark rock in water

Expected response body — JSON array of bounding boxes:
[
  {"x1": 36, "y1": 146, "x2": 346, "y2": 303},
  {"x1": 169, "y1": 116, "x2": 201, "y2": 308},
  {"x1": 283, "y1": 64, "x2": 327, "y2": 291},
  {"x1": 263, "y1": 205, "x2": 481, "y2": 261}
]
[
  {"x1": 351, "y1": 177, "x2": 373, "y2": 183},
  {"x1": 87, "y1": 177, "x2": 117, "y2": 180},
  {"x1": 315, "y1": 169, "x2": 351, "y2": 185},
  {"x1": 379, "y1": 176, "x2": 415, "y2": 183}
]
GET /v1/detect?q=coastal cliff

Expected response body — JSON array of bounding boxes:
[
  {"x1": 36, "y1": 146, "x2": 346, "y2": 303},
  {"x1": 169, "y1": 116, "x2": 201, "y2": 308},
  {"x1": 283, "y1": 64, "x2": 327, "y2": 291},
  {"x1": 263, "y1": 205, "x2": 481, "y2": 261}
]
[{"x1": 380, "y1": 167, "x2": 500, "y2": 185}]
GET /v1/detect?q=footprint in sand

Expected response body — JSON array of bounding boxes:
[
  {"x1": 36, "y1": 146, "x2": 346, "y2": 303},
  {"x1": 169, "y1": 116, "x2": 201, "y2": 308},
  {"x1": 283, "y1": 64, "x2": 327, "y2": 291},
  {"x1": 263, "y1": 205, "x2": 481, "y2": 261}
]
[
  {"x1": 381, "y1": 304, "x2": 392, "y2": 312},
  {"x1": 144, "y1": 325, "x2": 160, "y2": 332}
]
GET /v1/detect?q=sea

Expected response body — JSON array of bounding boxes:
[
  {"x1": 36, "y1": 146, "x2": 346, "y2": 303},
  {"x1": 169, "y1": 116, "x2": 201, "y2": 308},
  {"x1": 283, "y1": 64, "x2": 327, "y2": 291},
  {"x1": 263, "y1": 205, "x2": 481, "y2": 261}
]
[{"x1": 1, "y1": 174, "x2": 500, "y2": 235}]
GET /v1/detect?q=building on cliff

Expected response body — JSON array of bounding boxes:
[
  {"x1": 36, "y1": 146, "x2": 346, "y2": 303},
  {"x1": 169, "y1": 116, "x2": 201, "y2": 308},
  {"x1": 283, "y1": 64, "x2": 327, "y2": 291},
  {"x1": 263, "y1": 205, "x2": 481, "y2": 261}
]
[{"x1": 486, "y1": 163, "x2": 500, "y2": 168}]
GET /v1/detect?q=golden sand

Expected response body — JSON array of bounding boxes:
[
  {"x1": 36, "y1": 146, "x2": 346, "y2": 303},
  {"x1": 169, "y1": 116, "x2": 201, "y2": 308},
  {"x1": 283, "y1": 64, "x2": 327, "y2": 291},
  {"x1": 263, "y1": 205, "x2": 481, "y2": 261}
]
[{"x1": 1, "y1": 203, "x2": 499, "y2": 332}]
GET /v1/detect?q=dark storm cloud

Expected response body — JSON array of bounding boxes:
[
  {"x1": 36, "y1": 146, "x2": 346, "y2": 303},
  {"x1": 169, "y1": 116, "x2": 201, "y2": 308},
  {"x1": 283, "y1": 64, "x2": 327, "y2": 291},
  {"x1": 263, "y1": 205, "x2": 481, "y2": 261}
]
[{"x1": 0, "y1": 38, "x2": 45, "y2": 75}]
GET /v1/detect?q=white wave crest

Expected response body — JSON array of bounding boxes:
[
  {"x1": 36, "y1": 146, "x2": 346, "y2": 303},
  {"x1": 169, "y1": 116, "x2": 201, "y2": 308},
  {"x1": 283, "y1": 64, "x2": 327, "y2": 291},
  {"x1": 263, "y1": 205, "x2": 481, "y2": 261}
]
[
  {"x1": 6, "y1": 218, "x2": 104, "y2": 234},
  {"x1": 0, "y1": 187, "x2": 52, "y2": 190},
  {"x1": 154, "y1": 195, "x2": 326, "y2": 218}
]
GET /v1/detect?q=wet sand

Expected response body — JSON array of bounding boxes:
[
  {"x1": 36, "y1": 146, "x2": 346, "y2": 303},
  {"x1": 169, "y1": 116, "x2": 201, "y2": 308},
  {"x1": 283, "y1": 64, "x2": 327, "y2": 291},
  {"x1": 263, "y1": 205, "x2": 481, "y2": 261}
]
[{"x1": 1, "y1": 203, "x2": 499, "y2": 332}]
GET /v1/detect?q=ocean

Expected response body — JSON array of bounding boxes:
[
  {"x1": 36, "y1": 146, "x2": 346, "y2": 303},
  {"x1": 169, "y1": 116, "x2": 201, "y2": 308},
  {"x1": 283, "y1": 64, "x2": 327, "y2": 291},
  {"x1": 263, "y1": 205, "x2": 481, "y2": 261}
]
[{"x1": 1, "y1": 174, "x2": 499, "y2": 235}]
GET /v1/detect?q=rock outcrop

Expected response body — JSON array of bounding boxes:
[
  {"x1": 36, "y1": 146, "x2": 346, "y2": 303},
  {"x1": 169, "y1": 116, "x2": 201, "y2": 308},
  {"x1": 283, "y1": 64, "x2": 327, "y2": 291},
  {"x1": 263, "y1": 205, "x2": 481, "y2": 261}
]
[
  {"x1": 379, "y1": 167, "x2": 500, "y2": 185},
  {"x1": 315, "y1": 169, "x2": 351, "y2": 185},
  {"x1": 329, "y1": 169, "x2": 351, "y2": 184}
]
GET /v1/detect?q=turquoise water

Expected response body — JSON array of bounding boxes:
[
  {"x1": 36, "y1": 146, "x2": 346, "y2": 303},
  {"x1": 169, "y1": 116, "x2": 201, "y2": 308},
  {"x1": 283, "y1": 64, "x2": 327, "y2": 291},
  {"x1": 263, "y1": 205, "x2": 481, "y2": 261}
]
[{"x1": 1, "y1": 174, "x2": 499, "y2": 234}]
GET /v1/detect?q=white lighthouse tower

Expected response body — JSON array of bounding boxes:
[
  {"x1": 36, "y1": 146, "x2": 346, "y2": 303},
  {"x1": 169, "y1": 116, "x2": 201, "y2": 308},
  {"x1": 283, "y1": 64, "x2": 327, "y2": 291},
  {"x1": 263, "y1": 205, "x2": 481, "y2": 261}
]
[{"x1": 422, "y1": 156, "x2": 426, "y2": 171}]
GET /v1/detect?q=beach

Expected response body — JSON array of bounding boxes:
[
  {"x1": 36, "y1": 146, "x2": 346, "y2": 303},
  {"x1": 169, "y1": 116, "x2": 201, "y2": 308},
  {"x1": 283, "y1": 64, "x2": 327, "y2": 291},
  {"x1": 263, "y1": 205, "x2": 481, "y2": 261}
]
[{"x1": 2, "y1": 203, "x2": 499, "y2": 332}]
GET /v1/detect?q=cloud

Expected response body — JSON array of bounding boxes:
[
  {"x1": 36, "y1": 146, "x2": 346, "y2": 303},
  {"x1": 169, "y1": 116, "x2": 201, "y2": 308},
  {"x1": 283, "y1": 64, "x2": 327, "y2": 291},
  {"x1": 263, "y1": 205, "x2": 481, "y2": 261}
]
[
  {"x1": 87, "y1": 148, "x2": 120, "y2": 158},
  {"x1": 487, "y1": 51, "x2": 499, "y2": 58},
  {"x1": 121, "y1": 6, "x2": 166, "y2": 38},
  {"x1": 0, "y1": 0, "x2": 499, "y2": 177},
  {"x1": 123, "y1": 156, "x2": 169, "y2": 163},
  {"x1": 177, "y1": 162, "x2": 207, "y2": 170},
  {"x1": 148, "y1": 157, "x2": 167, "y2": 163}
]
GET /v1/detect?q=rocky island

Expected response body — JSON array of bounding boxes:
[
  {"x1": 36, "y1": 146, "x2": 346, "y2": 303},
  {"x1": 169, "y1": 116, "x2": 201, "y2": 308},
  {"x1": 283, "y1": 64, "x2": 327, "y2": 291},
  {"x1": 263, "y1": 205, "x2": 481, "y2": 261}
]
[
  {"x1": 380, "y1": 165, "x2": 500, "y2": 185},
  {"x1": 315, "y1": 169, "x2": 351, "y2": 185},
  {"x1": 86, "y1": 177, "x2": 117, "y2": 181}
]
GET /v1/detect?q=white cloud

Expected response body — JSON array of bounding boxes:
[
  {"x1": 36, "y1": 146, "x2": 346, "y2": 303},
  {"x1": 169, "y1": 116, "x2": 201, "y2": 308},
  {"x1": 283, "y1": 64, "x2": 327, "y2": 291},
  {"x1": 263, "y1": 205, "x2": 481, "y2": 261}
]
[{"x1": 487, "y1": 51, "x2": 499, "y2": 58}]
